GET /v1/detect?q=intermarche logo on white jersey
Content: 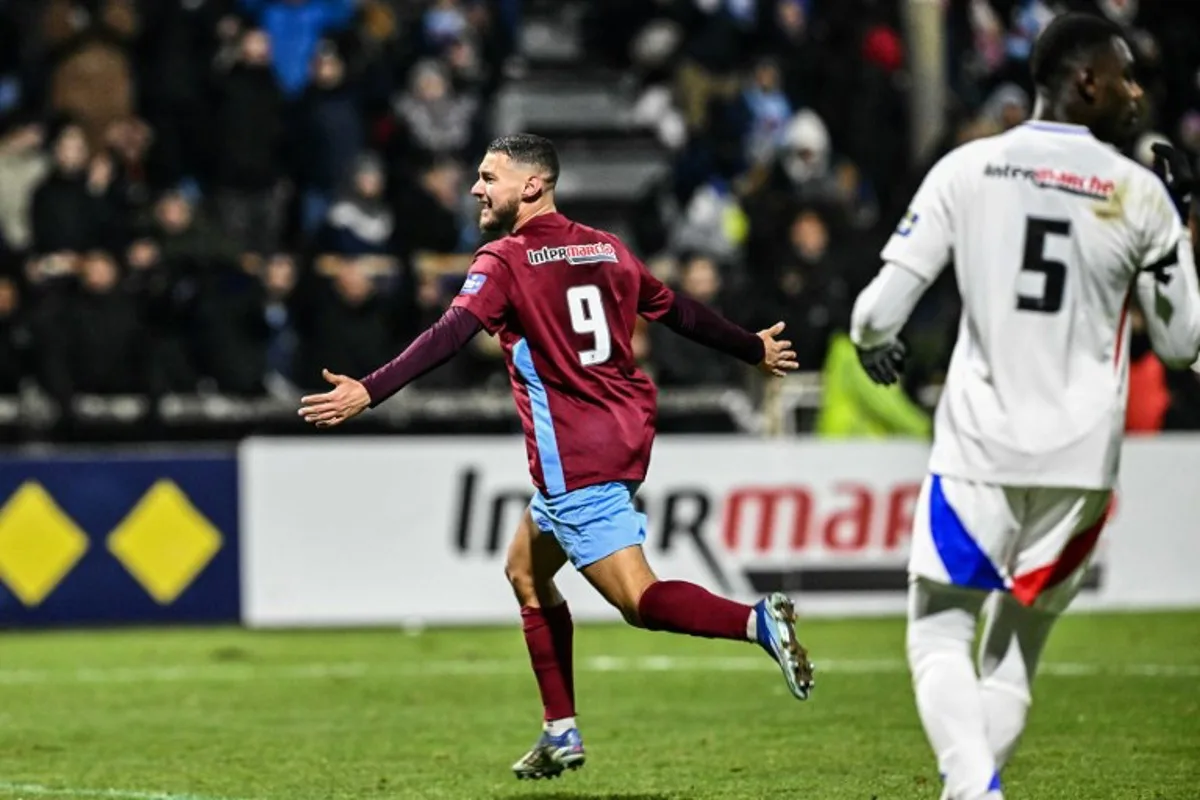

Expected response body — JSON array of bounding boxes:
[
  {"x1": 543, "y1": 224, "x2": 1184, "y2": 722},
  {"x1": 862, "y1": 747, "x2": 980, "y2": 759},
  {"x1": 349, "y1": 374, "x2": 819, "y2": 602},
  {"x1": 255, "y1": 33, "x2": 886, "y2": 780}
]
[{"x1": 983, "y1": 162, "x2": 1117, "y2": 201}]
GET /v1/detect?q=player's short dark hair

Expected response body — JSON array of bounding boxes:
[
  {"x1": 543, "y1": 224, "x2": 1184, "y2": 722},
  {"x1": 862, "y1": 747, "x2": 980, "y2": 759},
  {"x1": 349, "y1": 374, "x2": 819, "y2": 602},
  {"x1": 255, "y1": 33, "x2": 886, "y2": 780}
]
[
  {"x1": 1030, "y1": 12, "x2": 1126, "y2": 90},
  {"x1": 487, "y1": 133, "x2": 559, "y2": 186}
]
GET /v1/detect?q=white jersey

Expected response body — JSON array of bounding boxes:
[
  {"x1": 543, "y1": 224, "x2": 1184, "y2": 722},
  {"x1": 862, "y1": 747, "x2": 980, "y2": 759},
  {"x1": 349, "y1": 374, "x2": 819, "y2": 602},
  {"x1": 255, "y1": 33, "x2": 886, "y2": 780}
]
[{"x1": 862, "y1": 120, "x2": 1200, "y2": 490}]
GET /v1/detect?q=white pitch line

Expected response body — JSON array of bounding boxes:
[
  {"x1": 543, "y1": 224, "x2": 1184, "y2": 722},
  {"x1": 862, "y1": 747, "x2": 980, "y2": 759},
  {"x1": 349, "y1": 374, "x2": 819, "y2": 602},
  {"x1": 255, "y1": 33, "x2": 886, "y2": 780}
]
[
  {"x1": 0, "y1": 656, "x2": 1195, "y2": 686},
  {"x1": 0, "y1": 781, "x2": 248, "y2": 800}
]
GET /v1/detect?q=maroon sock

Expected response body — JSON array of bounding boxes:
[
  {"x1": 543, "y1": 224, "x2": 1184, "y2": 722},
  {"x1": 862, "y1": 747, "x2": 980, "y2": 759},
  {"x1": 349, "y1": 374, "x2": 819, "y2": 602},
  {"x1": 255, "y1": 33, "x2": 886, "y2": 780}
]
[
  {"x1": 637, "y1": 580, "x2": 753, "y2": 641},
  {"x1": 521, "y1": 603, "x2": 576, "y2": 721}
]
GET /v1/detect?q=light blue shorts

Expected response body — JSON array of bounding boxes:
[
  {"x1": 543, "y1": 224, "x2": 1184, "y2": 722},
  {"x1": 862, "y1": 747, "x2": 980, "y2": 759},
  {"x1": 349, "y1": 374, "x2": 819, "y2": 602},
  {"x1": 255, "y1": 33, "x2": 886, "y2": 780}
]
[{"x1": 529, "y1": 481, "x2": 647, "y2": 569}]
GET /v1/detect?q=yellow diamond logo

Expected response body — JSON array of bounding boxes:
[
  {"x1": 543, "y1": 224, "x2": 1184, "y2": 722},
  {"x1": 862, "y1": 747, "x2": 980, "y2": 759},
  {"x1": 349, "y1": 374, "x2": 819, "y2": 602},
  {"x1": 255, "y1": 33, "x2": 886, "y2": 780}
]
[
  {"x1": 108, "y1": 480, "x2": 223, "y2": 604},
  {"x1": 0, "y1": 482, "x2": 89, "y2": 606}
]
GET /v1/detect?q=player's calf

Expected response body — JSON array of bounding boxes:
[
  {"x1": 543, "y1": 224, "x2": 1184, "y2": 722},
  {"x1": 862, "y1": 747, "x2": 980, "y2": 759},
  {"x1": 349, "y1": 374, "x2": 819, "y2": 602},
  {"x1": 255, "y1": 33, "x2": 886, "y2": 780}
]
[{"x1": 582, "y1": 550, "x2": 816, "y2": 700}]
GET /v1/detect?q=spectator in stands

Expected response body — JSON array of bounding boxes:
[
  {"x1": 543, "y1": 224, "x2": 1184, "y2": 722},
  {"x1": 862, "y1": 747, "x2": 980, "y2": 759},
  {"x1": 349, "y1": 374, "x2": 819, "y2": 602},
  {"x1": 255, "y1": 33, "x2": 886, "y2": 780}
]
[
  {"x1": 670, "y1": 141, "x2": 750, "y2": 266},
  {"x1": 841, "y1": 21, "x2": 903, "y2": 220},
  {"x1": 423, "y1": 0, "x2": 470, "y2": 51},
  {"x1": 774, "y1": 109, "x2": 855, "y2": 215},
  {"x1": 673, "y1": 0, "x2": 759, "y2": 133},
  {"x1": 36, "y1": 250, "x2": 147, "y2": 401},
  {"x1": 135, "y1": 0, "x2": 229, "y2": 189},
  {"x1": 389, "y1": 58, "x2": 478, "y2": 164},
  {"x1": 213, "y1": 28, "x2": 288, "y2": 255},
  {"x1": 317, "y1": 151, "x2": 394, "y2": 256},
  {"x1": 300, "y1": 38, "x2": 365, "y2": 234},
  {"x1": 444, "y1": 30, "x2": 487, "y2": 98},
  {"x1": 0, "y1": 122, "x2": 50, "y2": 254},
  {"x1": 729, "y1": 57, "x2": 793, "y2": 172},
  {"x1": 120, "y1": 236, "x2": 198, "y2": 395},
  {"x1": 394, "y1": 155, "x2": 472, "y2": 254},
  {"x1": 979, "y1": 82, "x2": 1031, "y2": 132},
  {"x1": 237, "y1": 0, "x2": 356, "y2": 99},
  {"x1": 649, "y1": 254, "x2": 744, "y2": 387},
  {"x1": 151, "y1": 189, "x2": 242, "y2": 276},
  {"x1": 262, "y1": 253, "x2": 301, "y2": 389},
  {"x1": 299, "y1": 260, "x2": 393, "y2": 390},
  {"x1": 742, "y1": 108, "x2": 867, "y2": 265},
  {"x1": 103, "y1": 116, "x2": 155, "y2": 213},
  {"x1": 198, "y1": 253, "x2": 278, "y2": 396},
  {"x1": 767, "y1": 0, "x2": 821, "y2": 107},
  {"x1": 31, "y1": 123, "x2": 118, "y2": 258},
  {"x1": 750, "y1": 205, "x2": 850, "y2": 371}
]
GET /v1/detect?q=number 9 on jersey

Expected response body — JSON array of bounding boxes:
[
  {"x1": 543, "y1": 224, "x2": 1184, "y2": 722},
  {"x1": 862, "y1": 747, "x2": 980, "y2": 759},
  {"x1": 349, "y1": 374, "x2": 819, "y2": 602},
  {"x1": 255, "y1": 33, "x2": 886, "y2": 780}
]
[{"x1": 567, "y1": 285, "x2": 612, "y2": 367}]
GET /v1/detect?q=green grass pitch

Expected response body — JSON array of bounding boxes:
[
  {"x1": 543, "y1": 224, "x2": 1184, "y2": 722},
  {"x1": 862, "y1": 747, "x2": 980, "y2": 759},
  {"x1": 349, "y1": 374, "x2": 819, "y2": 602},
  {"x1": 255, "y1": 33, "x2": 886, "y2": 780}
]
[{"x1": 0, "y1": 612, "x2": 1196, "y2": 799}]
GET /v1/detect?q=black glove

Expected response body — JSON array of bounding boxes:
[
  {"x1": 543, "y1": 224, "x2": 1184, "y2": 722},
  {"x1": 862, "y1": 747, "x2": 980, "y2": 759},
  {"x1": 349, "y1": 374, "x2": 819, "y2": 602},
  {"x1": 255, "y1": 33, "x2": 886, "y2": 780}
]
[
  {"x1": 856, "y1": 339, "x2": 906, "y2": 386},
  {"x1": 1151, "y1": 142, "x2": 1196, "y2": 223}
]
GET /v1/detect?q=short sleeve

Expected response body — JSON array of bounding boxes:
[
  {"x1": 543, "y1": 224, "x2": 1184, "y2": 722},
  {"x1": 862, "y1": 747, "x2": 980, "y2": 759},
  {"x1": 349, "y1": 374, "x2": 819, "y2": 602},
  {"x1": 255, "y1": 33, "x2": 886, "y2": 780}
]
[
  {"x1": 880, "y1": 149, "x2": 959, "y2": 282},
  {"x1": 450, "y1": 253, "x2": 512, "y2": 334},
  {"x1": 636, "y1": 257, "x2": 676, "y2": 320}
]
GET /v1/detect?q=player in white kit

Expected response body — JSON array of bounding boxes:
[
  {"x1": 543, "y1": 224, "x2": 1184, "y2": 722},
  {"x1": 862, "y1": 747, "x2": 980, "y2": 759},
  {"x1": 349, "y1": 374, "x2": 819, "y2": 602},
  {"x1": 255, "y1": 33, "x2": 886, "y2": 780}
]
[{"x1": 848, "y1": 13, "x2": 1200, "y2": 800}]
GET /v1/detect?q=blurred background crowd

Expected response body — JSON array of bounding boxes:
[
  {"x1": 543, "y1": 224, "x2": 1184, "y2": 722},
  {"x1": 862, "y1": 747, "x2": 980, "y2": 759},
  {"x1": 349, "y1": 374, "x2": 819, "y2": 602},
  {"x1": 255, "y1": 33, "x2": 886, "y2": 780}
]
[{"x1": 0, "y1": 0, "x2": 1198, "y2": 441}]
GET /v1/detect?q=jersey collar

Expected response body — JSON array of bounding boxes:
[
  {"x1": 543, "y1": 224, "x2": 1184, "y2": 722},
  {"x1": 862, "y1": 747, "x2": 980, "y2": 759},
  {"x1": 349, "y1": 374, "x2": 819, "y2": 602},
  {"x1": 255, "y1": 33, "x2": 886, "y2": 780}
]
[
  {"x1": 513, "y1": 211, "x2": 567, "y2": 234},
  {"x1": 1021, "y1": 120, "x2": 1093, "y2": 136}
]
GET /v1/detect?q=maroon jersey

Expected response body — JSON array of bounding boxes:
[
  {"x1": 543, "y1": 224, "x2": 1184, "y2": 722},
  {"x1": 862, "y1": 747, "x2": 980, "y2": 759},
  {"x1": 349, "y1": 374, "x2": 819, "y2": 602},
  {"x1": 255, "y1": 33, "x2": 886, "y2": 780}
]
[{"x1": 451, "y1": 212, "x2": 675, "y2": 495}]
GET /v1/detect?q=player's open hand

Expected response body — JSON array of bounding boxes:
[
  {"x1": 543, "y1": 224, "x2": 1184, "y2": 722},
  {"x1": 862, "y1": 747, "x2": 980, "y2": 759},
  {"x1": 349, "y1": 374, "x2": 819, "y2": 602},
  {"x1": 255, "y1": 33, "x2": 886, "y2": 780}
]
[
  {"x1": 298, "y1": 368, "x2": 371, "y2": 428},
  {"x1": 757, "y1": 321, "x2": 799, "y2": 377}
]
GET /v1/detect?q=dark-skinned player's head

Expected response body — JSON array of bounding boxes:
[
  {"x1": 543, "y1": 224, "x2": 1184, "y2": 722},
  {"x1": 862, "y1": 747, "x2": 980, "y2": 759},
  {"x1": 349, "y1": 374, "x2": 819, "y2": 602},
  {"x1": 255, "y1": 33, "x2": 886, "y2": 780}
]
[
  {"x1": 1029, "y1": 12, "x2": 1144, "y2": 146},
  {"x1": 472, "y1": 134, "x2": 560, "y2": 233}
]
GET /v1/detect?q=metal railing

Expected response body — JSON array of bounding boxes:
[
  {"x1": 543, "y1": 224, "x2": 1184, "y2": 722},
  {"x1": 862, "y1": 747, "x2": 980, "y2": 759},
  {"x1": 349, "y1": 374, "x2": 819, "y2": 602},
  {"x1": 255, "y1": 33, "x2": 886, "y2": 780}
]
[{"x1": 0, "y1": 374, "x2": 943, "y2": 442}]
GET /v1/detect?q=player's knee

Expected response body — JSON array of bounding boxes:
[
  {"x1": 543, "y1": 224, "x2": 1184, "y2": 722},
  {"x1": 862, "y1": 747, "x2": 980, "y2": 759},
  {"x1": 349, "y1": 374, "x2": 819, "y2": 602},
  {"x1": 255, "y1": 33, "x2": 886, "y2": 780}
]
[
  {"x1": 504, "y1": 555, "x2": 536, "y2": 604},
  {"x1": 593, "y1": 578, "x2": 644, "y2": 626},
  {"x1": 614, "y1": 582, "x2": 653, "y2": 628}
]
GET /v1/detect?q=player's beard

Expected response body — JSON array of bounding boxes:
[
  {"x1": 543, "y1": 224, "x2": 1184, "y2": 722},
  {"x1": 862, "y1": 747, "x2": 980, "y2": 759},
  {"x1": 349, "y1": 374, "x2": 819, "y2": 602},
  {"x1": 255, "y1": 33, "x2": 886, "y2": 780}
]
[{"x1": 479, "y1": 196, "x2": 520, "y2": 233}]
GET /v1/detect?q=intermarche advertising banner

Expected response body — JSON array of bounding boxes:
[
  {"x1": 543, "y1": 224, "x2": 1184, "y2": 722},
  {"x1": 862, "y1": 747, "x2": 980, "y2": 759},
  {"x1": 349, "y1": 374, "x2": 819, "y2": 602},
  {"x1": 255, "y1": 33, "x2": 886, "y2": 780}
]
[{"x1": 240, "y1": 435, "x2": 1200, "y2": 627}]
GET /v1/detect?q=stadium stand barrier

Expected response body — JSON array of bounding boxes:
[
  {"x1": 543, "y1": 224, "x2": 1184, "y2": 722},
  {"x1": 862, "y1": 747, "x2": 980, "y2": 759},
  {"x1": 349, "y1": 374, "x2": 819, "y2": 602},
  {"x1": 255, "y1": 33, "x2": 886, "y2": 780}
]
[{"x1": 0, "y1": 378, "x2": 827, "y2": 441}]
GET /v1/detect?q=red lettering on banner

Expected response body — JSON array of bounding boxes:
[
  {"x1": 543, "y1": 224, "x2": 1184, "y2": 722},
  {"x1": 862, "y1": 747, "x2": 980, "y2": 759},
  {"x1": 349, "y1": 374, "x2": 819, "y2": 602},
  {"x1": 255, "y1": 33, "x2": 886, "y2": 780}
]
[
  {"x1": 723, "y1": 488, "x2": 812, "y2": 552},
  {"x1": 822, "y1": 484, "x2": 872, "y2": 551},
  {"x1": 723, "y1": 482, "x2": 922, "y2": 554},
  {"x1": 885, "y1": 483, "x2": 921, "y2": 548}
]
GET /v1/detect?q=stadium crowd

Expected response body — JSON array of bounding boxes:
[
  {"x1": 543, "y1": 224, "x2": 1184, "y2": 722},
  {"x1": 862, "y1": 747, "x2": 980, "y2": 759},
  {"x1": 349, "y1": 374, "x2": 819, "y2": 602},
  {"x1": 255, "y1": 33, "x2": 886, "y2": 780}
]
[{"x1": 0, "y1": 0, "x2": 1197, "y2": 434}]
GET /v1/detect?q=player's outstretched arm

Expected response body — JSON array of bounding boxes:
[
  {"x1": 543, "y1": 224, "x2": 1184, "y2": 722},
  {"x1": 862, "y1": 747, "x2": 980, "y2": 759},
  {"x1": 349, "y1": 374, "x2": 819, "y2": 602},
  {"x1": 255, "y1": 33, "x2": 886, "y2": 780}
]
[
  {"x1": 656, "y1": 294, "x2": 798, "y2": 376},
  {"x1": 849, "y1": 263, "x2": 931, "y2": 385},
  {"x1": 297, "y1": 306, "x2": 483, "y2": 427}
]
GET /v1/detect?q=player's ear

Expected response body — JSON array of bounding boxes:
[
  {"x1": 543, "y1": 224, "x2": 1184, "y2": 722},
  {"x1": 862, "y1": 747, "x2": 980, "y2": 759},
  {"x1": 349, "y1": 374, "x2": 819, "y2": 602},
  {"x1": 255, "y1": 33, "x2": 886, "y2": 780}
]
[
  {"x1": 522, "y1": 175, "x2": 544, "y2": 201},
  {"x1": 1076, "y1": 66, "x2": 1098, "y2": 105}
]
